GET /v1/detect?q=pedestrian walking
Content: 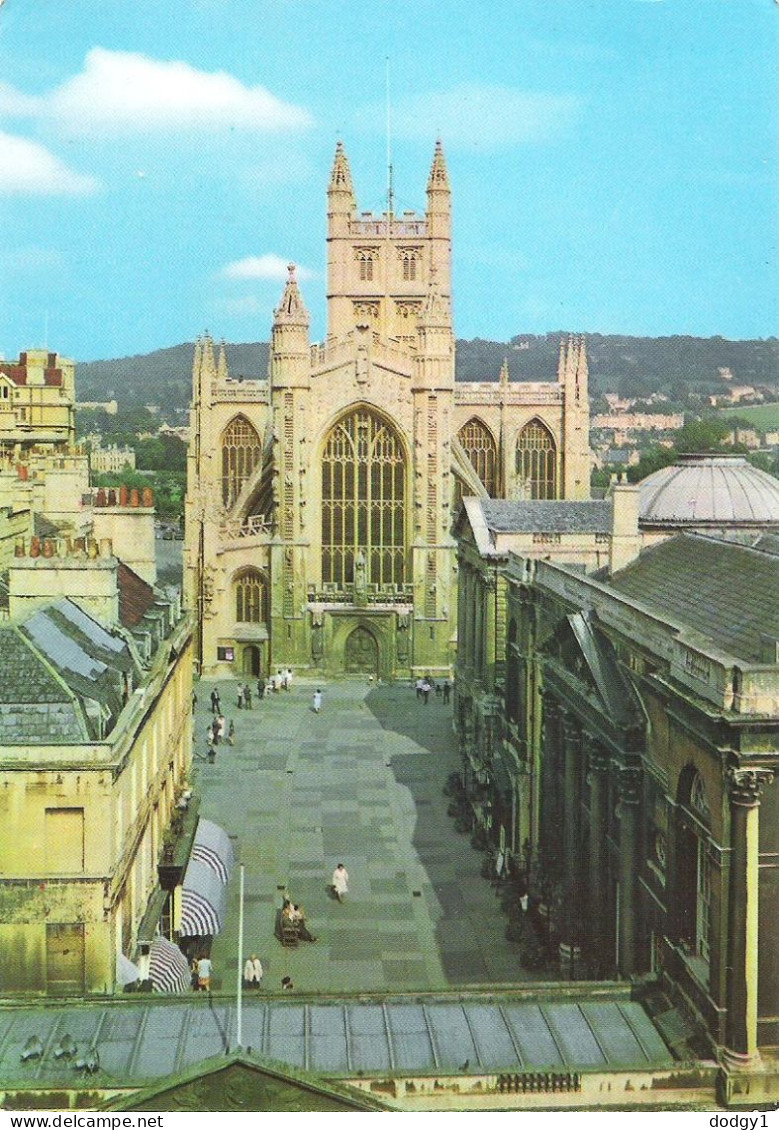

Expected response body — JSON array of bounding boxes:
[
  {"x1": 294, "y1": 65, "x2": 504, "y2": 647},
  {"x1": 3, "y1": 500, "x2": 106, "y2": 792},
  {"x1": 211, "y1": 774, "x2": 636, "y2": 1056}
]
[
  {"x1": 313, "y1": 689, "x2": 323, "y2": 714},
  {"x1": 285, "y1": 667, "x2": 293, "y2": 691},
  {"x1": 281, "y1": 976, "x2": 294, "y2": 990},
  {"x1": 227, "y1": 720, "x2": 235, "y2": 745},
  {"x1": 244, "y1": 954, "x2": 263, "y2": 989},
  {"x1": 422, "y1": 679, "x2": 431, "y2": 705},
  {"x1": 210, "y1": 689, "x2": 220, "y2": 714},
  {"x1": 216, "y1": 713, "x2": 226, "y2": 743},
  {"x1": 196, "y1": 954, "x2": 212, "y2": 992},
  {"x1": 244, "y1": 684, "x2": 252, "y2": 710},
  {"x1": 257, "y1": 676, "x2": 265, "y2": 700},
  {"x1": 237, "y1": 685, "x2": 244, "y2": 710},
  {"x1": 443, "y1": 680, "x2": 451, "y2": 705},
  {"x1": 332, "y1": 863, "x2": 349, "y2": 902},
  {"x1": 415, "y1": 677, "x2": 424, "y2": 700}
]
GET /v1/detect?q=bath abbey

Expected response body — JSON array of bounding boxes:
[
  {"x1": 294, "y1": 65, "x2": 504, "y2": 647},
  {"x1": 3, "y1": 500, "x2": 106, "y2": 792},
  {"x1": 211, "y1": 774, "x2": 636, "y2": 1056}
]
[{"x1": 184, "y1": 141, "x2": 591, "y2": 678}]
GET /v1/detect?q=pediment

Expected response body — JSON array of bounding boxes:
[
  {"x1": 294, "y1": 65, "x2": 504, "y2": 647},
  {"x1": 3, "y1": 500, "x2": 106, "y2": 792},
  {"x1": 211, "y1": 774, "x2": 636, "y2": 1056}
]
[{"x1": 104, "y1": 1053, "x2": 388, "y2": 1112}]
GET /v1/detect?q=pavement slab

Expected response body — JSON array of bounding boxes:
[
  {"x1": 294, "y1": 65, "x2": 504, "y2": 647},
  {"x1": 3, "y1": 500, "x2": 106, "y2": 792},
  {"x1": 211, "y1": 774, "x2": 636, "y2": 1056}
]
[{"x1": 193, "y1": 679, "x2": 542, "y2": 994}]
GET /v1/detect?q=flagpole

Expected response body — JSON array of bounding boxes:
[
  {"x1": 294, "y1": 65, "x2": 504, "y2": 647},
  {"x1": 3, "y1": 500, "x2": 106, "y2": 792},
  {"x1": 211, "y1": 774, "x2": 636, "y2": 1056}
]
[{"x1": 236, "y1": 863, "x2": 244, "y2": 1049}]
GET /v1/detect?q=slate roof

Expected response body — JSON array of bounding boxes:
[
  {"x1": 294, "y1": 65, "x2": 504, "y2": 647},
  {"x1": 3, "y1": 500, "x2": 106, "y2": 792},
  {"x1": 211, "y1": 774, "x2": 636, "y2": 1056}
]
[
  {"x1": 480, "y1": 499, "x2": 613, "y2": 534},
  {"x1": 609, "y1": 534, "x2": 779, "y2": 663},
  {"x1": 0, "y1": 627, "x2": 70, "y2": 704}
]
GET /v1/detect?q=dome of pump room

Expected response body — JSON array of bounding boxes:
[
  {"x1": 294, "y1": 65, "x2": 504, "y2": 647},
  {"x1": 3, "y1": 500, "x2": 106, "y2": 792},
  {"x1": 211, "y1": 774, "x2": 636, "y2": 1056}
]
[{"x1": 638, "y1": 453, "x2": 779, "y2": 526}]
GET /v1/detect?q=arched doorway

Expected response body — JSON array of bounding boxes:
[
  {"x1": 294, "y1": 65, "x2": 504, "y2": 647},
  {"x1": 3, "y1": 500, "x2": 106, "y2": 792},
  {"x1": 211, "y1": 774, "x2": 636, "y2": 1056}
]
[
  {"x1": 344, "y1": 626, "x2": 378, "y2": 675},
  {"x1": 242, "y1": 645, "x2": 261, "y2": 677}
]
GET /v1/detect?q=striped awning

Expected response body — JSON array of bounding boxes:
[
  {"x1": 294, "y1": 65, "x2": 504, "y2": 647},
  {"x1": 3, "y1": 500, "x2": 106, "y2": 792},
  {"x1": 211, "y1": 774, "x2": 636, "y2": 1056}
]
[
  {"x1": 179, "y1": 859, "x2": 228, "y2": 937},
  {"x1": 148, "y1": 936, "x2": 190, "y2": 994},
  {"x1": 191, "y1": 818, "x2": 234, "y2": 883},
  {"x1": 116, "y1": 953, "x2": 141, "y2": 987}
]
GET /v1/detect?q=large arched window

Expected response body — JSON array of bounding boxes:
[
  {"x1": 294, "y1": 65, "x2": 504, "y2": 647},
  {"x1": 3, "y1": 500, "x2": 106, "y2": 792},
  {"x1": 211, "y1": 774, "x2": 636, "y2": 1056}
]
[
  {"x1": 516, "y1": 420, "x2": 557, "y2": 500},
  {"x1": 458, "y1": 418, "x2": 498, "y2": 497},
  {"x1": 675, "y1": 767, "x2": 712, "y2": 968},
  {"x1": 322, "y1": 408, "x2": 405, "y2": 588},
  {"x1": 222, "y1": 416, "x2": 262, "y2": 508},
  {"x1": 235, "y1": 569, "x2": 268, "y2": 623}
]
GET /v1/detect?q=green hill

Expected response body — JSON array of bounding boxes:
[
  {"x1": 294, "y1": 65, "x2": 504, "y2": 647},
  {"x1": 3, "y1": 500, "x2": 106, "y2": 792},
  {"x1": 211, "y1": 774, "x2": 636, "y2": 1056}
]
[{"x1": 76, "y1": 335, "x2": 778, "y2": 420}]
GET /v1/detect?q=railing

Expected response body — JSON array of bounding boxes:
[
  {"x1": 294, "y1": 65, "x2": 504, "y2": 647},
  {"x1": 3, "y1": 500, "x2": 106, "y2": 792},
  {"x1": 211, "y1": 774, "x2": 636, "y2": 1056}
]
[
  {"x1": 221, "y1": 515, "x2": 272, "y2": 541},
  {"x1": 454, "y1": 382, "x2": 563, "y2": 405},
  {"x1": 307, "y1": 584, "x2": 414, "y2": 606},
  {"x1": 211, "y1": 381, "x2": 269, "y2": 402}
]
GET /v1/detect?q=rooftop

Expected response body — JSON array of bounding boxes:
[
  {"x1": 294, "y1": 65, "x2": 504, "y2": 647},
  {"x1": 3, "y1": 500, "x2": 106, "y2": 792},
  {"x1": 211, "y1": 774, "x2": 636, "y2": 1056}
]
[
  {"x1": 609, "y1": 534, "x2": 779, "y2": 663},
  {"x1": 639, "y1": 453, "x2": 779, "y2": 526}
]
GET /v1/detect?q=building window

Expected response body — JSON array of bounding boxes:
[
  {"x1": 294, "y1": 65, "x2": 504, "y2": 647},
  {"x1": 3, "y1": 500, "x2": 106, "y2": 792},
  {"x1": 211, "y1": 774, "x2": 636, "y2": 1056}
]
[
  {"x1": 516, "y1": 420, "x2": 557, "y2": 499},
  {"x1": 235, "y1": 569, "x2": 268, "y2": 623},
  {"x1": 676, "y1": 767, "x2": 713, "y2": 970},
  {"x1": 356, "y1": 251, "x2": 377, "y2": 282},
  {"x1": 458, "y1": 418, "x2": 498, "y2": 497},
  {"x1": 221, "y1": 415, "x2": 262, "y2": 508},
  {"x1": 402, "y1": 255, "x2": 417, "y2": 281},
  {"x1": 322, "y1": 407, "x2": 406, "y2": 588}
]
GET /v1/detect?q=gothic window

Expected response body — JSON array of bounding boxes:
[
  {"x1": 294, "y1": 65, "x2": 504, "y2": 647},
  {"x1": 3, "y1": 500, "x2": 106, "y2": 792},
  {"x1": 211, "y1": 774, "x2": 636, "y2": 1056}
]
[
  {"x1": 458, "y1": 418, "x2": 497, "y2": 497},
  {"x1": 221, "y1": 415, "x2": 262, "y2": 508},
  {"x1": 356, "y1": 250, "x2": 377, "y2": 282},
  {"x1": 516, "y1": 419, "x2": 557, "y2": 500},
  {"x1": 322, "y1": 408, "x2": 406, "y2": 589},
  {"x1": 234, "y1": 569, "x2": 268, "y2": 624}
]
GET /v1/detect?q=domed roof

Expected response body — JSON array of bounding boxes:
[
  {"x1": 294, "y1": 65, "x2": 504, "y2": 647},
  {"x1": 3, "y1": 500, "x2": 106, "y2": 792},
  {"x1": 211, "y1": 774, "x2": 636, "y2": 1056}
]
[{"x1": 639, "y1": 453, "x2": 779, "y2": 526}]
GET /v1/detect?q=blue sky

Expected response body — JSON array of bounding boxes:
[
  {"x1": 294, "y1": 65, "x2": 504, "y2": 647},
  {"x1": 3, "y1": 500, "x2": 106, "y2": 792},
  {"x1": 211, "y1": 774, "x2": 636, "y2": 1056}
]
[{"x1": 0, "y1": 0, "x2": 776, "y2": 362}]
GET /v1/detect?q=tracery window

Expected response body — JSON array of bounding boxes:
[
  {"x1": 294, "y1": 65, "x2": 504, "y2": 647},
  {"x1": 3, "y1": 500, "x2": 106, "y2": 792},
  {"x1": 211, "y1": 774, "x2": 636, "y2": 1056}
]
[
  {"x1": 221, "y1": 415, "x2": 262, "y2": 508},
  {"x1": 459, "y1": 418, "x2": 497, "y2": 497},
  {"x1": 356, "y1": 250, "x2": 377, "y2": 282},
  {"x1": 235, "y1": 569, "x2": 268, "y2": 623},
  {"x1": 516, "y1": 419, "x2": 557, "y2": 500},
  {"x1": 322, "y1": 408, "x2": 405, "y2": 588}
]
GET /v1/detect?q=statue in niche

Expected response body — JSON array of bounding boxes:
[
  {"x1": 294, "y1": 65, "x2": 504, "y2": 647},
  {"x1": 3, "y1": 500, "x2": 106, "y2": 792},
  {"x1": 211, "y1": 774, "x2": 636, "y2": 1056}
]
[{"x1": 353, "y1": 548, "x2": 367, "y2": 606}]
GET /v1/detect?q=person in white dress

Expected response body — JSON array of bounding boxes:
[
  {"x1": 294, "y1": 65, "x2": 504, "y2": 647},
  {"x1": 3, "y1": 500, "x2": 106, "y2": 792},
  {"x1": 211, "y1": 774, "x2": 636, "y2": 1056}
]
[{"x1": 332, "y1": 863, "x2": 349, "y2": 902}]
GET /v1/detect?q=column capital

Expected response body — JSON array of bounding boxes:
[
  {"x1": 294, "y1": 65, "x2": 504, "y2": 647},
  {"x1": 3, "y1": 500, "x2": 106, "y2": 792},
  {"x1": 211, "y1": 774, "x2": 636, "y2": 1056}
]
[
  {"x1": 583, "y1": 733, "x2": 610, "y2": 775},
  {"x1": 616, "y1": 765, "x2": 642, "y2": 806},
  {"x1": 728, "y1": 767, "x2": 774, "y2": 807}
]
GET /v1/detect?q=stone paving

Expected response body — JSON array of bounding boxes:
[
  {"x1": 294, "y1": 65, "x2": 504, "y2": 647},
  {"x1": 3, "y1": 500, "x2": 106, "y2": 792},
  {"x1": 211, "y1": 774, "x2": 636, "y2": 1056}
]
[{"x1": 192, "y1": 678, "x2": 537, "y2": 995}]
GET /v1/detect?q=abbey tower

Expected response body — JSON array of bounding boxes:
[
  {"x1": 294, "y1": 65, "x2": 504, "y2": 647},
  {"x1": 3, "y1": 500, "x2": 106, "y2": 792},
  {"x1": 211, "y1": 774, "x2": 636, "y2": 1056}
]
[{"x1": 184, "y1": 142, "x2": 590, "y2": 679}]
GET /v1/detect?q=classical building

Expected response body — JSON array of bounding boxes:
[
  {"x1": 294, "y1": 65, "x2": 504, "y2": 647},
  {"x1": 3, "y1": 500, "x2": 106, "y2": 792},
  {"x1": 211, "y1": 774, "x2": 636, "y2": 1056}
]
[
  {"x1": 0, "y1": 540, "x2": 194, "y2": 995},
  {"x1": 453, "y1": 482, "x2": 642, "y2": 857},
  {"x1": 184, "y1": 142, "x2": 591, "y2": 679},
  {"x1": 501, "y1": 534, "x2": 778, "y2": 1102}
]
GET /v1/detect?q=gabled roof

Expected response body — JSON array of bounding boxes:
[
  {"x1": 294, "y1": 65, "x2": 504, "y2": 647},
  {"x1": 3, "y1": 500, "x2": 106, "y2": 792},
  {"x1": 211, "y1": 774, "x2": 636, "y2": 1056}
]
[{"x1": 458, "y1": 497, "x2": 613, "y2": 557}]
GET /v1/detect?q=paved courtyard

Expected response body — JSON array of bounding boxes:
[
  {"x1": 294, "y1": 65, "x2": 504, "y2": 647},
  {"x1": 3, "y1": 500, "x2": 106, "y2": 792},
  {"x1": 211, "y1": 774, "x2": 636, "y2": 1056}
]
[{"x1": 192, "y1": 678, "x2": 534, "y2": 995}]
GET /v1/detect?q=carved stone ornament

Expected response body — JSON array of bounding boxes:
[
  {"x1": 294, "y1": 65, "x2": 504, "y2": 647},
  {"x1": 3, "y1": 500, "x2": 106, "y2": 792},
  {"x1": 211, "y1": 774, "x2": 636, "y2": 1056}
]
[{"x1": 727, "y1": 767, "x2": 775, "y2": 807}]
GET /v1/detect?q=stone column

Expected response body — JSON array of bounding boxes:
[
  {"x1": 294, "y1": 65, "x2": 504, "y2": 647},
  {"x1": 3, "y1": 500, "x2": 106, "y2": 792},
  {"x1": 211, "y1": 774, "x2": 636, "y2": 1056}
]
[
  {"x1": 483, "y1": 572, "x2": 497, "y2": 693},
  {"x1": 616, "y1": 765, "x2": 642, "y2": 976},
  {"x1": 724, "y1": 768, "x2": 774, "y2": 1066},
  {"x1": 584, "y1": 734, "x2": 610, "y2": 967},
  {"x1": 560, "y1": 712, "x2": 582, "y2": 975}
]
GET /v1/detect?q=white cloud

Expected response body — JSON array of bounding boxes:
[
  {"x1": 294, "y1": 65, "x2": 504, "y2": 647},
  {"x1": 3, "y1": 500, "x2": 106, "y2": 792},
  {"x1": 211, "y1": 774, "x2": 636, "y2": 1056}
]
[
  {"x1": 0, "y1": 131, "x2": 99, "y2": 195},
  {"x1": 0, "y1": 81, "x2": 42, "y2": 117},
  {"x1": 45, "y1": 48, "x2": 313, "y2": 136},
  {"x1": 222, "y1": 254, "x2": 314, "y2": 282},
  {"x1": 368, "y1": 84, "x2": 580, "y2": 149}
]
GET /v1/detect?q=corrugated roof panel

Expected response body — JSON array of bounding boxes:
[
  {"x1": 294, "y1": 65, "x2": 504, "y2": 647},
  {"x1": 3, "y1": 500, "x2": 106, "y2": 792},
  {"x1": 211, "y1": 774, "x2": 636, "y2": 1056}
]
[
  {"x1": 55, "y1": 599, "x2": 126, "y2": 654},
  {"x1": 464, "y1": 1004, "x2": 522, "y2": 1068},
  {"x1": 268, "y1": 1005, "x2": 306, "y2": 1068},
  {"x1": 308, "y1": 1006, "x2": 349, "y2": 1072},
  {"x1": 618, "y1": 1001, "x2": 674, "y2": 1062},
  {"x1": 385, "y1": 1004, "x2": 434, "y2": 1071},
  {"x1": 581, "y1": 1001, "x2": 647, "y2": 1066},
  {"x1": 503, "y1": 1004, "x2": 564, "y2": 1067},
  {"x1": 425, "y1": 1004, "x2": 477, "y2": 1070},
  {"x1": 543, "y1": 1003, "x2": 606, "y2": 1067}
]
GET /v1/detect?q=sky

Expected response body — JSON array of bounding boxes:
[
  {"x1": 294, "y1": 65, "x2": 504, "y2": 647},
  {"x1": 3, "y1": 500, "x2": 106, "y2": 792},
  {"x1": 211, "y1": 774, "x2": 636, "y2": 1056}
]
[{"x1": 0, "y1": 0, "x2": 776, "y2": 362}]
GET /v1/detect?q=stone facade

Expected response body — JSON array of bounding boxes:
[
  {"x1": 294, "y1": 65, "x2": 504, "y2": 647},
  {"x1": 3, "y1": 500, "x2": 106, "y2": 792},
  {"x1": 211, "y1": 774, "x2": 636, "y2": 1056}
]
[
  {"x1": 0, "y1": 554, "x2": 194, "y2": 996},
  {"x1": 499, "y1": 536, "x2": 779, "y2": 1100},
  {"x1": 185, "y1": 142, "x2": 591, "y2": 679}
]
